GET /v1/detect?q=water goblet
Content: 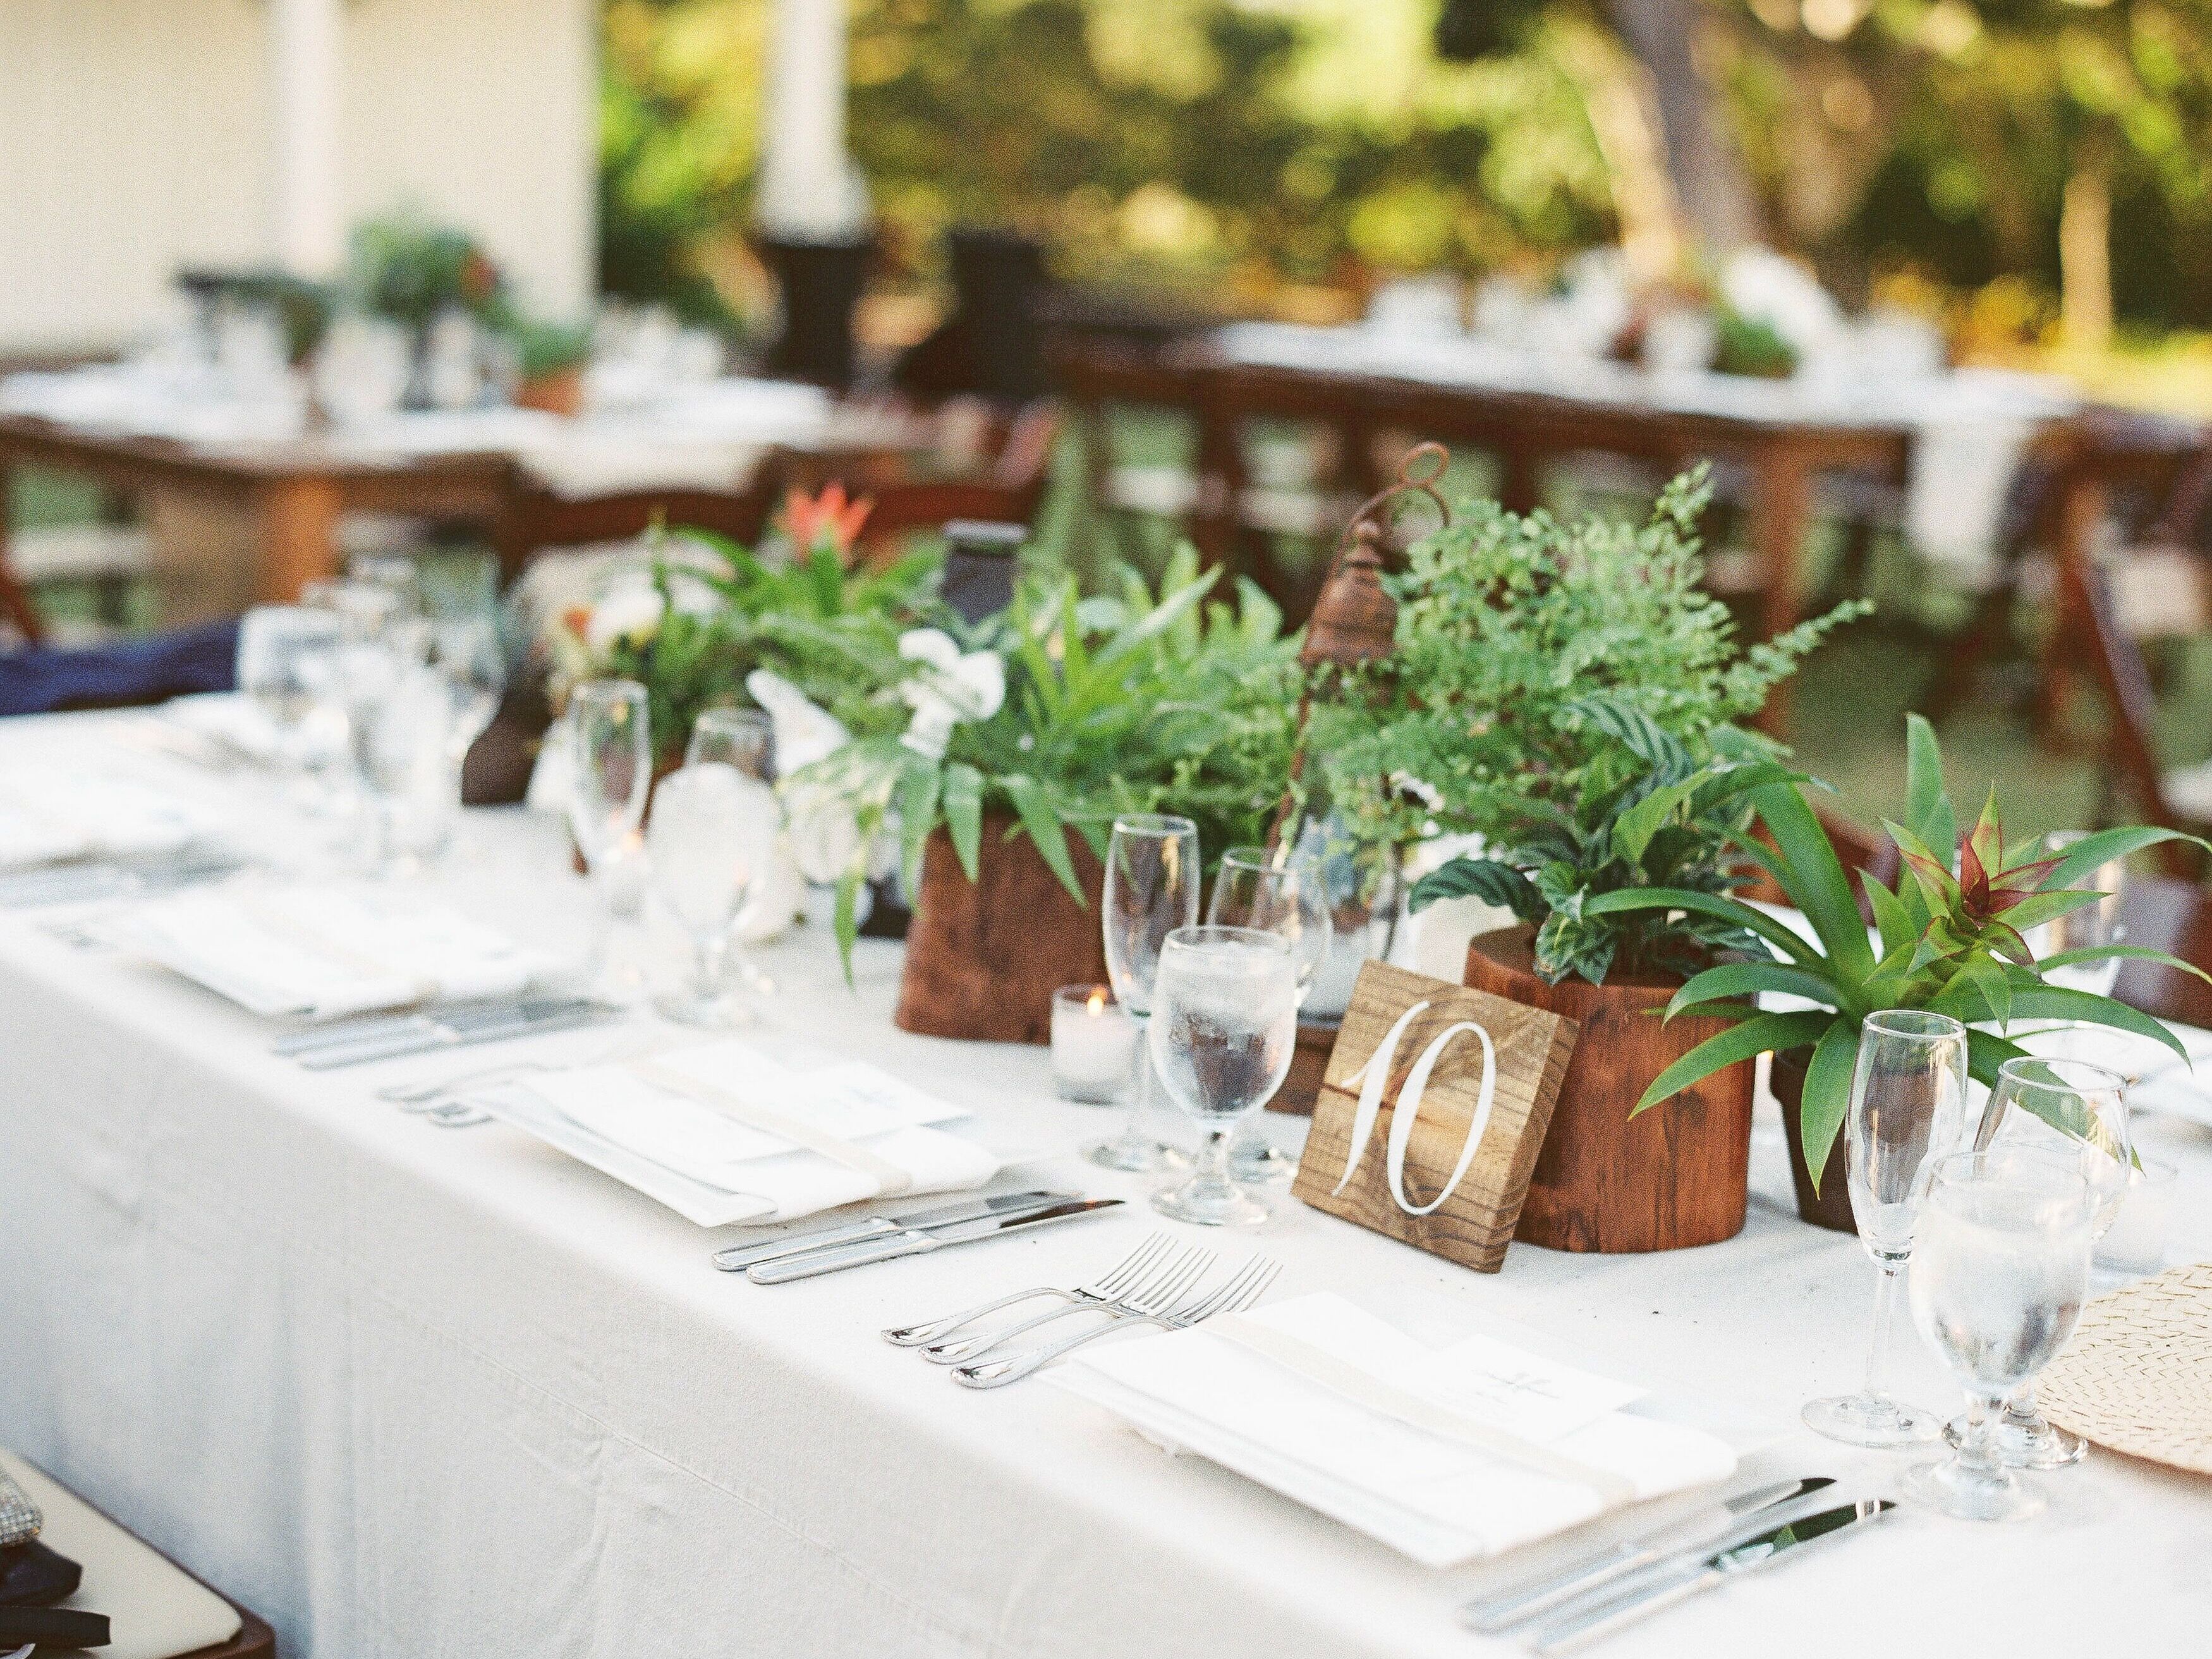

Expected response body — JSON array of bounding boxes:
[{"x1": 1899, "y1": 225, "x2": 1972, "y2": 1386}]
[
  {"x1": 686, "y1": 708, "x2": 775, "y2": 777},
  {"x1": 647, "y1": 764, "x2": 782, "y2": 1026},
  {"x1": 1902, "y1": 1149, "x2": 2096, "y2": 1521},
  {"x1": 1206, "y1": 845, "x2": 1330, "y2": 1183},
  {"x1": 566, "y1": 679, "x2": 652, "y2": 992},
  {"x1": 1149, "y1": 926, "x2": 1301, "y2": 1227},
  {"x1": 1087, "y1": 814, "x2": 1200, "y2": 1173},
  {"x1": 1803, "y1": 1009, "x2": 1971, "y2": 1447},
  {"x1": 1964, "y1": 1055, "x2": 2131, "y2": 1469}
]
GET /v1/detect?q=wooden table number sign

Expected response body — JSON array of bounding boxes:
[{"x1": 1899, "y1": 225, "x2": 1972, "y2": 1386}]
[{"x1": 1291, "y1": 961, "x2": 1579, "y2": 1273}]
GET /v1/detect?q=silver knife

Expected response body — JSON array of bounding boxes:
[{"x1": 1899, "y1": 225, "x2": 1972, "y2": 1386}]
[
  {"x1": 1462, "y1": 1475, "x2": 1833, "y2": 1631},
  {"x1": 712, "y1": 1189, "x2": 1076, "y2": 1272},
  {"x1": 275, "y1": 995, "x2": 544, "y2": 1055},
  {"x1": 294, "y1": 1001, "x2": 615, "y2": 1069},
  {"x1": 1528, "y1": 1498, "x2": 1897, "y2": 1655},
  {"x1": 748, "y1": 1198, "x2": 1126, "y2": 1284}
]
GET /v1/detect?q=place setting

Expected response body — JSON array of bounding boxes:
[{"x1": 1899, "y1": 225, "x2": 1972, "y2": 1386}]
[{"x1": 14, "y1": 31, "x2": 2212, "y2": 1653}]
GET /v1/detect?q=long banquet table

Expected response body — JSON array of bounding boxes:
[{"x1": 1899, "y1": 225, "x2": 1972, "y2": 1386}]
[{"x1": 3, "y1": 710, "x2": 2211, "y2": 1658}]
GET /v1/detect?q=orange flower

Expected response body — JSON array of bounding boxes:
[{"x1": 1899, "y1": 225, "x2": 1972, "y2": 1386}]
[
  {"x1": 562, "y1": 604, "x2": 592, "y2": 638},
  {"x1": 782, "y1": 482, "x2": 874, "y2": 561}
]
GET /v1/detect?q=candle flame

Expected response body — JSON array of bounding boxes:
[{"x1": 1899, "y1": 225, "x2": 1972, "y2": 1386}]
[{"x1": 1088, "y1": 988, "x2": 1108, "y2": 1015}]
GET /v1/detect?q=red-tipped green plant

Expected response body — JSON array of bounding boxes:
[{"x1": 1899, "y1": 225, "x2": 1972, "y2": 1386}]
[{"x1": 1598, "y1": 715, "x2": 2205, "y2": 1188}]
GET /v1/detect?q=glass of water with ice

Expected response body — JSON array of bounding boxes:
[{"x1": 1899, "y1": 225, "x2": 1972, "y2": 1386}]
[{"x1": 1148, "y1": 925, "x2": 1299, "y2": 1228}]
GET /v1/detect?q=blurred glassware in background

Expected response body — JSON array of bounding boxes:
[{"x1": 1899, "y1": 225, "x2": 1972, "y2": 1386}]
[
  {"x1": 234, "y1": 605, "x2": 343, "y2": 800},
  {"x1": 2026, "y1": 830, "x2": 2127, "y2": 999},
  {"x1": 1293, "y1": 815, "x2": 1401, "y2": 1021},
  {"x1": 566, "y1": 679, "x2": 652, "y2": 997},
  {"x1": 348, "y1": 551, "x2": 423, "y2": 617},
  {"x1": 2095, "y1": 1153, "x2": 2177, "y2": 1283},
  {"x1": 682, "y1": 707, "x2": 782, "y2": 995},
  {"x1": 312, "y1": 313, "x2": 411, "y2": 429}
]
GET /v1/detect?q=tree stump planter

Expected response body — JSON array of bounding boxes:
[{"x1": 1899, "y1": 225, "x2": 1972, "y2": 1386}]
[
  {"x1": 1771, "y1": 1050, "x2": 1856, "y2": 1233},
  {"x1": 1462, "y1": 927, "x2": 1754, "y2": 1253},
  {"x1": 895, "y1": 815, "x2": 1109, "y2": 1044}
]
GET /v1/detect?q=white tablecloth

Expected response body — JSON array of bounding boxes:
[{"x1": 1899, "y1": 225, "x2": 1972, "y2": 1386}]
[{"x1": 3, "y1": 714, "x2": 2209, "y2": 1658}]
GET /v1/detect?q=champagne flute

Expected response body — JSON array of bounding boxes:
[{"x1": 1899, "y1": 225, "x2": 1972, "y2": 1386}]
[
  {"x1": 1087, "y1": 813, "x2": 1200, "y2": 1172},
  {"x1": 1804, "y1": 1009, "x2": 1970, "y2": 1447},
  {"x1": 1206, "y1": 845, "x2": 1330, "y2": 1183},
  {"x1": 566, "y1": 679, "x2": 651, "y2": 992},
  {"x1": 421, "y1": 611, "x2": 505, "y2": 858},
  {"x1": 234, "y1": 605, "x2": 341, "y2": 784},
  {"x1": 1964, "y1": 1056, "x2": 2132, "y2": 1468},
  {"x1": 328, "y1": 581, "x2": 410, "y2": 871},
  {"x1": 1150, "y1": 926, "x2": 1300, "y2": 1227},
  {"x1": 647, "y1": 763, "x2": 782, "y2": 1026},
  {"x1": 1902, "y1": 1150, "x2": 2095, "y2": 1521},
  {"x1": 2031, "y1": 831, "x2": 2127, "y2": 999},
  {"x1": 684, "y1": 707, "x2": 780, "y2": 996}
]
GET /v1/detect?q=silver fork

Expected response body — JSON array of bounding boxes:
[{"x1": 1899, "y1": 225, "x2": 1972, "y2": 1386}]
[
  {"x1": 952, "y1": 1255, "x2": 1282, "y2": 1389},
  {"x1": 883, "y1": 1232, "x2": 1179, "y2": 1348},
  {"x1": 919, "y1": 1241, "x2": 1213, "y2": 1366}
]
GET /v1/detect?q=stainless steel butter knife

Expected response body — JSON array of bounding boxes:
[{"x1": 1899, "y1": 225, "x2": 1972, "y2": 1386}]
[
  {"x1": 1462, "y1": 1474, "x2": 1833, "y2": 1632},
  {"x1": 293, "y1": 1000, "x2": 616, "y2": 1069},
  {"x1": 748, "y1": 1198, "x2": 1126, "y2": 1284},
  {"x1": 712, "y1": 1189, "x2": 1075, "y2": 1272}
]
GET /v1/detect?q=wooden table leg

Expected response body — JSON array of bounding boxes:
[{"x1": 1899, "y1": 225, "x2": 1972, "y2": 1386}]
[
  {"x1": 257, "y1": 476, "x2": 342, "y2": 602},
  {"x1": 2036, "y1": 470, "x2": 2108, "y2": 749},
  {"x1": 1189, "y1": 395, "x2": 1243, "y2": 568},
  {"x1": 0, "y1": 455, "x2": 43, "y2": 643},
  {"x1": 1747, "y1": 441, "x2": 1814, "y2": 732}
]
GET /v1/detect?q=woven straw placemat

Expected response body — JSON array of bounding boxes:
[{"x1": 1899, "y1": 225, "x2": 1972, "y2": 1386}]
[{"x1": 2038, "y1": 1261, "x2": 2212, "y2": 1475}]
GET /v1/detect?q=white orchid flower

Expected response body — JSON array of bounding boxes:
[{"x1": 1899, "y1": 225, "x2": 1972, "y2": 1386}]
[
  {"x1": 583, "y1": 583, "x2": 666, "y2": 652},
  {"x1": 745, "y1": 669, "x2": 851, "y2": 774},
  {"x1": 896, "y1": 628, "x2": 1006, "y2": 761}
]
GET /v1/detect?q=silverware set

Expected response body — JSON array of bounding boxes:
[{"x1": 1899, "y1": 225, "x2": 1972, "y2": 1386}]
[
  {"x1": 1457, "y1": 1476, "x2": 1893, "y2": 1653},
  {"x1": 0, "y1": 850, "x2": 245, "y2": 911},
  {"x1": 271, "y1": 994, "x2": 621, "y2": 1069},
  {"x1": 882, "y1": 1232, "x2": 1281, "y2": 1388},
  {"x1": 739, "y1": 1195, "x2": 1126, "y2": 1283}
]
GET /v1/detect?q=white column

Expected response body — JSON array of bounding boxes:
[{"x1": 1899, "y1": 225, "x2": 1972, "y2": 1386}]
[
  {"x1": 270, "y1": 0, "x2": 345, "y2": 277},
  {"x1": 756, "y1": 0, "x2": 868, "y2": 242}
]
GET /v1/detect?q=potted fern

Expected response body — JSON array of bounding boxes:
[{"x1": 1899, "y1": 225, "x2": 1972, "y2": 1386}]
[
  {"x1": 1604, "y1": 714, "x2": 2204, "y2": 1231},
  {"x1": 801, "y1": 547, "x2": 1300, "y2": 1042},
  {"x1": 1313, "y1": 468, "x2": 1864, "y2": 1251}
]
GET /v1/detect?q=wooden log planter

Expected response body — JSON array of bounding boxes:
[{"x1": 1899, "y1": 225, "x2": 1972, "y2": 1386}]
[
  {"x1": 1461, "y1": 926, "x2": 1755, "y2": 1253},
  {"x1": 895, "y1": 813, "x2": 1110, "y2": 1044}
]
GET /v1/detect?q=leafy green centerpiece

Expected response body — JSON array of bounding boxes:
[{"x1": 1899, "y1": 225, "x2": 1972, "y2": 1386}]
[
  {"x1": 1320, "y1": 468, "x2": 1863, "y2": 987},
  {"x1": 1603, "y1": 714, "x2": 2204, "y2": 1205},
  {"x1": 802, "y1": 545, "x2": 1301, "y2": 969}
]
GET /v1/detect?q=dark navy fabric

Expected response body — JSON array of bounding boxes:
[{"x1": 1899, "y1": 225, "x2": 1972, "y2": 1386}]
[{"x1": 0, "y1": 617, "x2": 239, "y2": 717}]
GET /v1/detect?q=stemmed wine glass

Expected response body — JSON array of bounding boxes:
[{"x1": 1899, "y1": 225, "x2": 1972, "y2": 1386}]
[
  {"x1": 566, "y1": 679, "x2": 651, "y2": 993},
  {"x1": 1205, "y1": 845, "x2": 1330, "y2": 1183},
  {"x1": 1903, "y1": 1149, "x2": 2096, "y2": 1521},
  {"x1": 1804, "y1": 1009, "x2": 1971, "y2": 1447},
  {"x1": 234, "y1": 605, "x2": 342, "y2": 791},
  {"x1": 684, "y1": 707, "x2": 781, "y2": 997},
  {"x1": 647, "y1": 763, "x2": 782, "y2": 1026},
  {"x1": 686, "y1": 708, "x2": 775, "y2": 775},
  {"x1": 1087, "y1": 813, "x2": 1200, "y2": 1173},
  {"x1": 1150, "y1": 926, "x2": 1301, "y2": 1227},
  {"x1": 1964, "y1": 1055, "x2": 2132, "y2": 1468}
]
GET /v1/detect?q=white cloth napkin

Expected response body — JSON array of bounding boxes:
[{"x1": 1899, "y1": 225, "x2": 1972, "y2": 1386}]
[
  {"x1": 1052, "y1": 1293, "x2": 1739, "y2": 1567},
  {"x1": 504, "y1": 1040, "x2": 1002, "y2": 1224},
  {"x1": 0, "y1": 766, "x2": 233, "y2": 872},
  {"x1": 119, "y1": 887, "x2": 547, "y2": 1018}
]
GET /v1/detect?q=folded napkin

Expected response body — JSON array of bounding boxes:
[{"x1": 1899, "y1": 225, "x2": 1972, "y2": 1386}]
[
  {"x1": 496, "y1": 1040, "x2": 1002, "y2": 1225},
  {"x1": 120, "y1": 887, "x2": 547, "y2": 1019},
  {"x1": 0, "y1": 767, "x2": 233, "y2": 872},
  {"x1": 1052, "y1": 1293, "x2": 1739, "y2": 1567}
]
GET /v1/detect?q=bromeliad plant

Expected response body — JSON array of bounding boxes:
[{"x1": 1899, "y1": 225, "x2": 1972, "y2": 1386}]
[
  {"x1": 1605, "y1": 714, "x2": 2207, "y2": 1188},
  {"x1": 1328, "y1": 466, "x2": 1864, "y2": 986},
  {"x1": 798, "y1": 545, "x2": 1301, "y2": 966}
]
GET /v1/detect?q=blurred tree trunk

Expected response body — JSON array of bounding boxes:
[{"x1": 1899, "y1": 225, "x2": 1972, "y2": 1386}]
[{"x1": 1608, "y1": 0, "x2": 1759, "y2": 255}]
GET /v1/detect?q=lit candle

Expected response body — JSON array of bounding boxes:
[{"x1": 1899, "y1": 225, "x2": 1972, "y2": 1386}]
[{"x1": 1051, "y1": 984, "x2": 1134, "y2": 1104}]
